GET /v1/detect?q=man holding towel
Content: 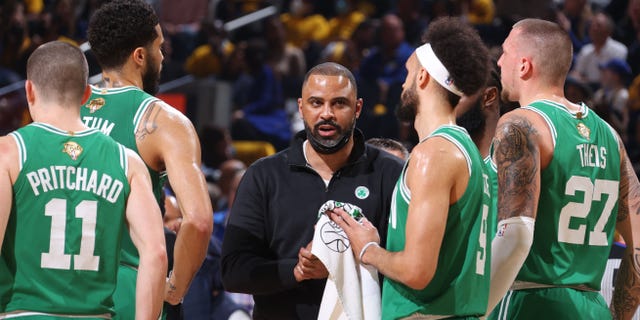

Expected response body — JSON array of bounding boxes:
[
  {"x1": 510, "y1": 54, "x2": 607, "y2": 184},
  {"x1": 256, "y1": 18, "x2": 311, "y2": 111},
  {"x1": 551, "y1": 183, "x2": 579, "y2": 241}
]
[
  {"x1": 221, "y1": 62, "x2": 403, "y2": 319},
  {"x1": 331, "y1": 17, "x2": 493, "y2": 319}
]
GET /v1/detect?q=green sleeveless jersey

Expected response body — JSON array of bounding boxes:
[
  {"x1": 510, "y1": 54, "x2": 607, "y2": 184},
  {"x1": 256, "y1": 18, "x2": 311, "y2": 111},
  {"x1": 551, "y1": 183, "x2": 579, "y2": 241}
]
[
  {"x1": 382, "y1": 125, "x2": 492, "y2": 319},
  {"x1": 516, "y1": 100, "x2": 621, "y2": 290},
  {"x1": 1, "y1": 123, "x2": 130, "y2": 317},
  {"x1": 81, "y1": 85, "x2": 165, "y2": 267},
  {"x1": 485, "y1": 155, "x2": 498, "y2": 240}
]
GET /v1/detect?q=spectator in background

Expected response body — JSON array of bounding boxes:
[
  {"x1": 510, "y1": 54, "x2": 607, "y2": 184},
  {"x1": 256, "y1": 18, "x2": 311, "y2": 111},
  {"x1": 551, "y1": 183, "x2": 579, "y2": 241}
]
[
  {"x1": 571, "y1": 12, "x2": 628, "y2": 89},
  {"x1": 263, "y1": 16, "x2": 306, "y2": 99},
  {"x1": 199, "y1": 124, "x2": 234, "y2": 181},
  {"x1": 358, "y1": 13, "x2": 413, "y2": 139},
  {"x1": 565, "y1": 76, "x2": 594, "y2": 105},
  {"x1": 557, "y1": 0, "x2": 592, "y2": 58},
  {"x1": 280, "y1": 0, "x2": 330, "y2": 65},
  {"x1": 613, "y1": 0, "x2": 640, "y2": 48},
  {"x1": 396, "y1": 0, "x2": 429, "y2": 46},
  {"x1": 628, "y1": 73, "x2": 640, "y2": 169},
  {"x1": 326, "y1": 0, "x2": 366, "y2": 42},
  {"x1": 185, "y1": 20, "x2": 235, "y2": 79},
  {"x1": 230, "y1": 39, "x2": 291, "y2": 151},
  {"x1": 592, "y1": 58, "x2": 632, "y2": 142},
  {"x1": 159, "y1": 0, "x2": 208, "y2": 63},
  {"x1": 366, "y1": 137, "x2": 409, "y2": 160}
]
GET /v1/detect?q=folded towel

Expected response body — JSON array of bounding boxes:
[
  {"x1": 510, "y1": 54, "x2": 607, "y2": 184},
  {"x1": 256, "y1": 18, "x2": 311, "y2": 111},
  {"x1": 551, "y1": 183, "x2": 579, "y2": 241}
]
[{"x1": 312, "y1": 200, "x2": 381, "y2": 320}]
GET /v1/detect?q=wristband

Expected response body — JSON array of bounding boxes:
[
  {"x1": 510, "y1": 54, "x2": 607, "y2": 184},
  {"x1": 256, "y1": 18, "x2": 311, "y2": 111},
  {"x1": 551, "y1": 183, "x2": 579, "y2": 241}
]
[{"x1": 359, "y1": 241, "x2": 380, "y2": 264}]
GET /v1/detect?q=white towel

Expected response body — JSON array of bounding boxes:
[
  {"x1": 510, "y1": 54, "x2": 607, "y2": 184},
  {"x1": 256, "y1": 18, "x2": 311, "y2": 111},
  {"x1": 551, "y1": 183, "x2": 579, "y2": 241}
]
[{"x1": 312, "y1": 201, "x2": 381, "y2": 320}]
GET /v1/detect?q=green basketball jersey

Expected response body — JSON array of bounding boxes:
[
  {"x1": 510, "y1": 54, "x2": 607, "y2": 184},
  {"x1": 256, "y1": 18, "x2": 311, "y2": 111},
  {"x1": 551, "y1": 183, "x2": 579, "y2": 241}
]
[
  {"x1": 382, "y1": 125, "x2": 492, "y2": 319},
  {"x1": 516, "y1": 100, "x2": 621, "y2": 290},
  {"x1": 485, "y1": 155, "x2": 498, "y2": 241},
  {"x1": 81, "y1": 85, "x2": 166, "y2": 267},
  {"x1": 1, "y1": 123, "x2": 130, "y2": 317}
]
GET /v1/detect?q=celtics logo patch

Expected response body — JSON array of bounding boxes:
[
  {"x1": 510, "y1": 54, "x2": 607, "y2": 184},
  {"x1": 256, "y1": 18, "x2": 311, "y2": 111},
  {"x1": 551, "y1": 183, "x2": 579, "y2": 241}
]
[{"x1": 355, "y1": 186, "x2": 369, "y2": 199}]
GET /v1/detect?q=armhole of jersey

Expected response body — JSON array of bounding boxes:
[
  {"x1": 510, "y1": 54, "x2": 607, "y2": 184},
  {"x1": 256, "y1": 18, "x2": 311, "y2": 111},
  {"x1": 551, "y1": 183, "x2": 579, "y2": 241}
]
[
  {"x1": 603, "y1": 121, "x2": 621, "y2": 148},
  {"x1": 119, "y1": 145, "x2": 129, "y2": 177},
  {"x1": 430, "y1": 132, "x2": 473, "y2": 176},
  {"x1": 399, "y1": 160, "x2": 411, "y2": 201},
  {"x1": 522, "y1": 106, "x2": 557, "y2": 148},
  {"x1": 9, "y1": 132, "x2": 26, "y2": 172},
  {"x1": 132, "y1": 97, "x2": 159, "y2": 135}
]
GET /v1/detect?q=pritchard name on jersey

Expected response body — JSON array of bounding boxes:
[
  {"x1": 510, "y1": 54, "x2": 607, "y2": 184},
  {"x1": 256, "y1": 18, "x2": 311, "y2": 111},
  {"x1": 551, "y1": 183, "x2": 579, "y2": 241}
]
[{"x1": 25, "y1": 166, "x2": 124, "y2": 203}]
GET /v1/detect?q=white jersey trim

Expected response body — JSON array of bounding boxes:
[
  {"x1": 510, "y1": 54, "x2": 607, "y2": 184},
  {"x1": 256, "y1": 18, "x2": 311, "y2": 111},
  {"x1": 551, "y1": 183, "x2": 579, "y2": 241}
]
[
  {"x1": 9, "y1": 132, "x2": 26, "y2": 171},
  {"x1": 521, "y1": 106, "x2": 557, "y2": 148}
]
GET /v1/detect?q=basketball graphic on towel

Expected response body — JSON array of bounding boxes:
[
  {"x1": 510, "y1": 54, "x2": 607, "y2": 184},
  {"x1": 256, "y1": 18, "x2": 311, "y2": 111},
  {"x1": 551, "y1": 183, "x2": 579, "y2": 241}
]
[{"x1": 321, "y1": 220, "x2": 350, "y2": 253}]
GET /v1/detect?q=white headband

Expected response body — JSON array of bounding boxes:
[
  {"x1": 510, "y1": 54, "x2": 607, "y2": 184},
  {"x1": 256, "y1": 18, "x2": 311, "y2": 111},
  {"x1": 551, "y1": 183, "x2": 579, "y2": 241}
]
[{"x1": 415, "y1": 43, "x2": 463, "y2": 96}]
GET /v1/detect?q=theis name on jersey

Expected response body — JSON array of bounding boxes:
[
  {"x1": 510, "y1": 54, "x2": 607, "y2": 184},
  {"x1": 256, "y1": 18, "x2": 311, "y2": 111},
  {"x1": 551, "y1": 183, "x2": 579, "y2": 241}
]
[
  {"x1": 26, "y1": 166, "x2": 124, "y2": 203},
  {"x1": 82, "y1": 116, "x2": 115, "y2": 136},
  {"x1": 576, "y1": 143, "x2": 607, "y2": 169}
]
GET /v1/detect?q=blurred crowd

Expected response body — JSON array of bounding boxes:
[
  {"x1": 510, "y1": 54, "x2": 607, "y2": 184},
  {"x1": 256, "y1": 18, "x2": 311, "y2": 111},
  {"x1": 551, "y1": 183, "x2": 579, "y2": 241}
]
[{"x1": 2, "y1": 0, "x2": 640, "y2": 317}]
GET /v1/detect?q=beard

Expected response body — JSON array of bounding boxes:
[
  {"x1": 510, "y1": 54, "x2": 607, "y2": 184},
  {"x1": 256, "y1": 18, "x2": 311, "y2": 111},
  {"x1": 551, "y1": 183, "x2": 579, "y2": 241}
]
[
  {"x1": 142, "y1": 54, "x2": 161, "y2": 95},
  {"x1": 456, "y1": 97, "x2": 486, "y2": 141},
  {"x1": 396, "y1": 80, "x2": 418, "y2": 123},
  {"x1": 305, "y1": 117, "x2": 355, "y2": 154}
]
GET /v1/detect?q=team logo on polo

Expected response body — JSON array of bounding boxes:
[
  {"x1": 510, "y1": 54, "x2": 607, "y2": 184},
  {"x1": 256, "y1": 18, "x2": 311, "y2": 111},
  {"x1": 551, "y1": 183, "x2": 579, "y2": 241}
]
[
  {"x1": 86, "y1": 97, "x2": 105, "y2": 113},
  {"x1": 355, "y1": 186, "x2": 369, "y2": 199},
  {"x1": 577, "y1": 123, "x2": 590, "y2": 140},
  {"x1": 321, "y1": 220, "x2": 350, "y2": 253},
  {"x1": 62, "y1": 141, "x2": 83, "y2": 160}
]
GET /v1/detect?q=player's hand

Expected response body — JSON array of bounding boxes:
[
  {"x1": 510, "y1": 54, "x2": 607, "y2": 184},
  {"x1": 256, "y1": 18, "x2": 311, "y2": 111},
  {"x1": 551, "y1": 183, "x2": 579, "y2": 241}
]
[
  {"x1": 328, "y1": 207, "x2": 380, "y2": 264},
  {"x1": 294, "y1": 241, "x2": 328, "y2": 282},
  {"x1": 164, "y1": 275, "x2": 183, "y2": 305}
]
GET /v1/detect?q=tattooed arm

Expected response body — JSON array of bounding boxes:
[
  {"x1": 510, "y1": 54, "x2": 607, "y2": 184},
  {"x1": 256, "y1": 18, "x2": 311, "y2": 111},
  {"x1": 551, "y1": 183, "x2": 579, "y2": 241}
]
[
  {"x1": 486, "y1": 111, "x2": 542, "y2": 314},
  {"x1": 612, "y1": 138, "x2": 640, "y2": 320}
]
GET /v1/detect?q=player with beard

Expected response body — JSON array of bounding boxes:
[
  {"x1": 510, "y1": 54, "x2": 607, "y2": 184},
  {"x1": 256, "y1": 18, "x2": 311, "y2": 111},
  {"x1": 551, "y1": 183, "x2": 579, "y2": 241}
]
[
  {"x1": 456, "y1": 62, "x2": 502, "y2": 241},
  {"x1": 81, "y1": 0, "x2": 213, "y2": 317},
  {"x1": 221, "y1": 62, "x2": 403, "y2": 319},
  {"x1": 330, "y1": 17, "x2": 492, "y2": 318}
]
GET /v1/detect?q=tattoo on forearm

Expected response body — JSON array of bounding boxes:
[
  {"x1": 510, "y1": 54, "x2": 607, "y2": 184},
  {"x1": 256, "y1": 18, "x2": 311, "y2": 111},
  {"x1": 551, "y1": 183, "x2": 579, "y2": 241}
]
[
  {"x1": 612, "y1": 248, "x2": 640, "y2": 318},
  {"x1": 495, "y1": 116, "x2": 539, "y2": 220},
  {"x1": 618, "y1": 148, "x2": 640, "y2": 222},
  {"x1": 135, "y1": 102, "x2": 159, "y2": 140}
]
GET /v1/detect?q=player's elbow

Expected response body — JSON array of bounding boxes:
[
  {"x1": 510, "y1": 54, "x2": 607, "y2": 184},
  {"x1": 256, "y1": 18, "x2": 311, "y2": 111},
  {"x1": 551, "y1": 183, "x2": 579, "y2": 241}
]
[
  {"x1": 183, "y1": 210, "x2": 213, "y2": 237},
  {"x1": 143, "y1": 242, "x2": 168, "y2": 272},
  {"x1": 400, "y1": 266, "x2": 436, "y2": 290}
]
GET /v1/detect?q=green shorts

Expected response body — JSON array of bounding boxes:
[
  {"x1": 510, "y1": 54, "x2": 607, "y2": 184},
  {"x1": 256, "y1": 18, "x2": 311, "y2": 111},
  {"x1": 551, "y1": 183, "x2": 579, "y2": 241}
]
[
  {"x1": 488, "y1": 287, "x2": 611, "y2": 320},
  {"x1": 112, "y1": 264, "x2": 167, "y2": 320},
  {"x1": 112, "y1": 265, "x2": 137, "y2": 320}
]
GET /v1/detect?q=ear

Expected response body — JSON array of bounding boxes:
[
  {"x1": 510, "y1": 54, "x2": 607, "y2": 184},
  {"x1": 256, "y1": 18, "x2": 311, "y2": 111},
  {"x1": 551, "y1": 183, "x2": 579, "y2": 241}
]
[
  {"x1": 355, "y1": 98, "x2": 363, "y2": 118},
  {"x1": 483, "y1": 87, "x2": 498, "y2": 109},
  {"x1": 25, "y1": 80, "x2": 36, "y2": 107},
  {"x1": 297, "y1": 97, "x2": 303, "y2": 115},
  {"x1": 132, "y1": 47, "x2": 146, "y2": 68},
  {"x1": 519, "y1": 57, "x2": 533, "y2": 79},
  {"x1": 417, "y1": 68, "x2": 430, "y2": 89},
  {"x1": 80, "y1": 85, "x2": 92, "y2": 105}
]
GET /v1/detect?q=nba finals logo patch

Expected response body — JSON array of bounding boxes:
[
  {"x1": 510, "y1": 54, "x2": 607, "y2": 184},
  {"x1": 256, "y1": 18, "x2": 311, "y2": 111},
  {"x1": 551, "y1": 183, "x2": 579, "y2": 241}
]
[
  {"x1": 62, "y1": 141, "x2": 83, "y2": 160},
  {"x1": 86, "y1": 97, "x2": 105, "y2": 113},
  {"x1": 577, "y1": 123, "x2": 590, "y2": 140},
  {"x1": 321, "y1": 220, "x2": 350, "y2": 253}
]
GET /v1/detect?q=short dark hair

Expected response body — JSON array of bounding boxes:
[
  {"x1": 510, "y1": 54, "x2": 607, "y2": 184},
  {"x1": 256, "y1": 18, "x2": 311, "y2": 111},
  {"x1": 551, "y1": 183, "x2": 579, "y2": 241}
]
[
  {"x1": 423, "y1": 17, "x2": 490, "y2": 106},
  {"x1": 27, "y1": 41, "x2": 88, "y2": 105},
  {"x1": 512, "y1": 18, "x2": 572, "y2": 84},
  {"x1": 88, "y1": 0, "x2": 159, "y2": 70},
  {"x1": 302, "y1": 62, "x2": 358, "y2": 97}
]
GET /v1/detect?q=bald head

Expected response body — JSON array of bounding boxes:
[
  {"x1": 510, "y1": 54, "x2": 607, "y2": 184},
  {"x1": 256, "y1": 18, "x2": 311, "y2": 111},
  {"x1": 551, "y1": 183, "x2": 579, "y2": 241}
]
[
  {"x1": 512, "y1": 19, "x2": 573, "y2": 85},
  {"x1": 27, "y1": 41, "x2": 88, "y2": 106}
]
